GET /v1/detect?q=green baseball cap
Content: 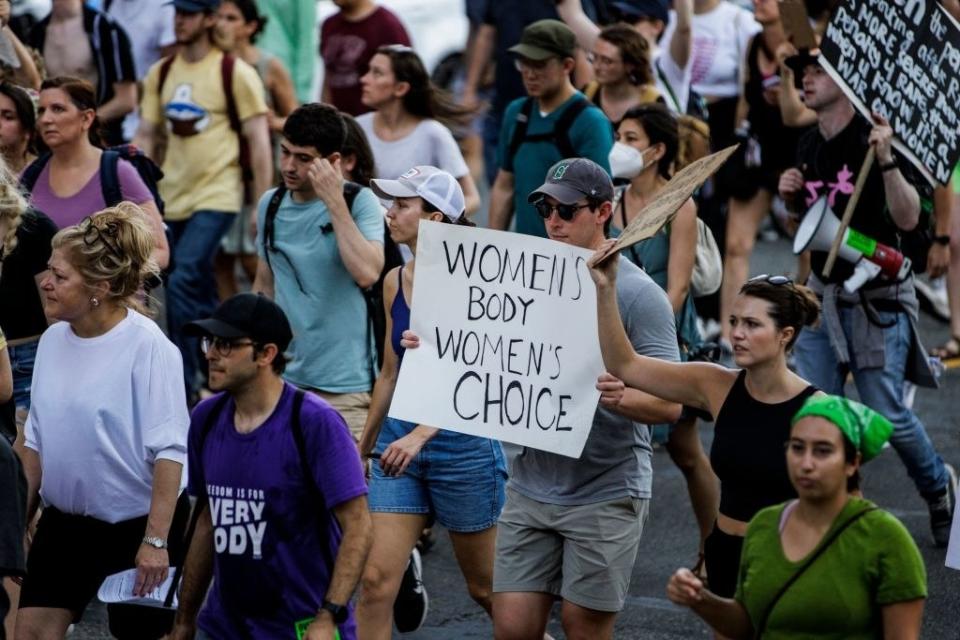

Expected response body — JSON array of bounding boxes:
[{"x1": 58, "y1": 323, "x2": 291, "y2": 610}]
[
  {"x1": 508, "y1": 19, "x2": 577, "y2": 61},
  {"x1": 792, "y1": 395, "x2": 893, "y2": 462}
]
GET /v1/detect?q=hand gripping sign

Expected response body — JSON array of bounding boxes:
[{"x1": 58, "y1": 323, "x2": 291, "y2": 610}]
[{"x1": 389, "y1": 221, "x2": 605, "y2": 459}]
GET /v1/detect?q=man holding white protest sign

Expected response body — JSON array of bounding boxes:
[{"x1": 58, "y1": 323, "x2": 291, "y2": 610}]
[
  {"x1": 396, "y1": 157, "x2": 680, "y2": 639},
  {"x1": 779, "y1": 38, "x2": 956, "y2": 546}
]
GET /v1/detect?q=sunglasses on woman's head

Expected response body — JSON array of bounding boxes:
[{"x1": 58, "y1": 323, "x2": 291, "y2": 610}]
[
  {"x1": 749, "y1": 274, "x2": 793, "y2": 286},
  {"x1": 533, "y1": 199, "x2": 591, "y2": 221},
  {"x1": 80, "y1": 216, "x2": 123, "y2": 260}
]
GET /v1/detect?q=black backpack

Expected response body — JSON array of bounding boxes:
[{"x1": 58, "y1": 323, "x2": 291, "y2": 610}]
[
  {"x1": 20, "y1": 145, "x2": 165, "y2": 215},
  {"x1": 261, "y1": 184, "x2": 404, "y2": 378},
  {"x1": 504, "y1": 96, "x2": 593, "y2": 171}
]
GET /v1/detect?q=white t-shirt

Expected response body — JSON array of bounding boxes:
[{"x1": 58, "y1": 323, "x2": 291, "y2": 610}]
[
  {"x1": 25, "y1": 310, "x2": 189, "y2": 523},
  {"x1": 652, "y1": 10, "x2": 693, "y2": 114},
  {"x1": 662, "y1": 1, "x2": 759, "y2": 99},
  {"x1": 357, "y1": 114, "x2": 469, "y2": 185},
  {"x1": 106, "y1": 0, "x2": 176, "y2": 141}
]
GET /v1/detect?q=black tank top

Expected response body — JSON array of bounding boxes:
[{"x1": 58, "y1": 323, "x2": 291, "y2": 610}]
[{"x1": 710, "y1": 370, "x2": 817, "y2": 522}]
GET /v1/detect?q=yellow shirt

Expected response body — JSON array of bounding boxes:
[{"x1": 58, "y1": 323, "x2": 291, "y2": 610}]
[{"x1": 141, "y1": 49, "x2": 267, "y2": 221}]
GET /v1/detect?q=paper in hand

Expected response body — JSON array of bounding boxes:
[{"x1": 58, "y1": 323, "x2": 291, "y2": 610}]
[{"x1": 97, "y1": 568, "x2": 178, "y2": 609}]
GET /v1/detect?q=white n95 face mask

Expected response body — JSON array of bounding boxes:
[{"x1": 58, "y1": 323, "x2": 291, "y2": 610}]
[{"x1": 609, "y1": 142, "x2": 645, "y2": 180}]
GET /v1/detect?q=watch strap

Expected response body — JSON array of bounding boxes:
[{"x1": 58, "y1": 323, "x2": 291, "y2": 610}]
[
  {"x1": 879, "y1": 159, "x2": 898, "y2": 172},
  {"x1": 320, "y1": 599, "x2": 348, "y2": 623},
  {"x1": 933, "y1": 235, "x2": 951, "y2": 246},
  {"x1": 142, "y1": 535, "x2": 167, "y2": 549}
]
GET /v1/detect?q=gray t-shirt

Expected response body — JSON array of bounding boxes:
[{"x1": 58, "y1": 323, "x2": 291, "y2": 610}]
[
  {"x1": 357, "y1": 113, "x2": 469, "y2": 183},
  {"x1": 509, "y1": 257, "x2": 680, "y2": 506}
]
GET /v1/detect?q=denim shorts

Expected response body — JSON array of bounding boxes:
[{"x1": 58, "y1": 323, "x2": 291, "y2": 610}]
[
  {"x1": 9, "y1": 338, "x2": 39, "y2": 411},
  {"x1": 368, "y1": 417, "x2": 507, "y2": 532}
]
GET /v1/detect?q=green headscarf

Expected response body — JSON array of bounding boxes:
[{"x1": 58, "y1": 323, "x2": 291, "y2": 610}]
[{"x1": 792, "y1": 395, "x2": 893, "y2": 462}]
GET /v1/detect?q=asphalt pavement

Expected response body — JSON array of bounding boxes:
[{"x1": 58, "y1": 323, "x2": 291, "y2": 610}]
[{"x1": 66, "y1": 236, "x2": 959, "y2": 639}]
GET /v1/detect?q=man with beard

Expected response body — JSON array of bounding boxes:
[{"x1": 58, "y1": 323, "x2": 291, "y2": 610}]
[
  {"x1": 134, "y1": 0, "x2": 272, "y2": 404},
  {"x1": 171, "y1": 294, "x2": 372, "y2": 640}
]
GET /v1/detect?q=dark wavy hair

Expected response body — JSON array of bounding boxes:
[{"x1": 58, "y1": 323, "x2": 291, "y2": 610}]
[
  {"x1": 375, "y1": 45, "x2": 476, "y2": 128},
  {"x1": 619, "y1": 103, "x2": 678, "y2": 180},
  {"x1": 225, "y1": 0, "x2": 268, "y2": 43},
  {"x1": 340, "y1": 112, "x2": 376, "y2": 187},
  {"x1": 0, "y1": 82, "x2": 37, "y2": 155},
  {"x1": 39, "y1": 77, "x2": 103, "y2": 148}
]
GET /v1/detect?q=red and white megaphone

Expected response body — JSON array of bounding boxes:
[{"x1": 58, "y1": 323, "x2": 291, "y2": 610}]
[{"x1": 793, "y1": 197, "x2": 911, "y2": 292}]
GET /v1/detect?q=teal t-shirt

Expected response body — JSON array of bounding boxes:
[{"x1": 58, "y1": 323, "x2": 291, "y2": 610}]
[
  {"x1": 496, "y1": 93, "x2": 614, "y2": 238},
  {"x1": 256, "y1": 187, "x2": 384, "y2": 392},
  {"x1": 736, "y1": 498, "x2": 927, "y2": 639}
]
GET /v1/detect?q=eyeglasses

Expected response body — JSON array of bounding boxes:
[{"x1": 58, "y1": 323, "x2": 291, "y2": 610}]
[
  {"x1": 201, "y1": 336, "x2": 257, "y2": 357},
  {"x1": 748, "y1": 274, "x2": 794, "y2": 286},
  {"x1": 80, "y1": 216, "x2": 123, "y2": 260},
  {"x1": 514, "y1": 57, "x2": 556, "y2": 74},
  {"x1": 534, "y1": 199, "x2": 592, "y2": 221}
]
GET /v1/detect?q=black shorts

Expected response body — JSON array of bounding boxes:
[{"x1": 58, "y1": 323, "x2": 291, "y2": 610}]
[
  {"x1": 19, "y1": 497, "x2": 189, "y2": 622},
  {"x1": 703, "y1": 522, "x2": 745, "y2": 598}
]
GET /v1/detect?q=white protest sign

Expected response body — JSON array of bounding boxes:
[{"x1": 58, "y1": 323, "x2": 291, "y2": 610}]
[{"x1": 388, "y1": 221, "x2": 604, "y2": 459}]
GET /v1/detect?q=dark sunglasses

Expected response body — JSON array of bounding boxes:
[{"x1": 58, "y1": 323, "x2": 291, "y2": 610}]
[
  {"x1": 749, "y1": 274, "x2": 794, "y2": 286},
  {"x1": 533, "y1": 199, "x2": 592, "y2": 221},
  {"x1": 80, "y1": 216, "x2": 123, "y2": 260}
]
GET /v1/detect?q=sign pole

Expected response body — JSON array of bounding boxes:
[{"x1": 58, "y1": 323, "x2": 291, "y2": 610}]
[{"x1": 821, "y1": 147, "x2": 875, "y2": 278}]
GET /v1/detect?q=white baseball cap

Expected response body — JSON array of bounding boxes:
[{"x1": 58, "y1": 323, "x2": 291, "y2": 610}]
[{"x1": 370, "y1": 166, "x2": 465, "y2": 220}]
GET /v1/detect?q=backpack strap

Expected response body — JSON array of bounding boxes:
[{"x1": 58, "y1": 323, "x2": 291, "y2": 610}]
[
  {"x1": 261, "y1": 186, "x2": 287, "y2": 269},
  {"x1": 99, "y1": 148, "x2": 123, "y2": 207},
  {"x1": 162, "y1": 393, "x2": 231, "y2": 608},
  {"x1": 157, "y1": 55, "x2": 176, "y2": 96},
  {"x1": 551, "y1": 97, "x2": 590, "y2": 160},
  {"x1": 19, "y1": 153, "x2": 52, "y2": 192},
  {"x1": 289, "y1": 389, "x2": 339, "y2": 575},
  {"x1": 504, "y1": 97, "x2": 535, "y2": 173},
  {"x1": 655, "y1": 59, "x2": 682, "y2": 113},
  {"x1": 221, "y1": 52, "x2": 253, "y2": 203}
]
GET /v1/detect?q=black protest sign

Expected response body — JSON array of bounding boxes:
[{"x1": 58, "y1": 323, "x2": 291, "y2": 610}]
[{"x1": 820, "y1": 0, "x2": 960, "y2": 184}]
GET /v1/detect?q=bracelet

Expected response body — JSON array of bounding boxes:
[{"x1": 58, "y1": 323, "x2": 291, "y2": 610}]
[
  {"x1": 879, "y1": 159, "x2": 898, "y2": 172},
  {"x1": 933, "y1": 235, "x2": 951, "y2": 246},
  {"x1": 0, "y1": 328, "x2": 6, "y2": 351}
]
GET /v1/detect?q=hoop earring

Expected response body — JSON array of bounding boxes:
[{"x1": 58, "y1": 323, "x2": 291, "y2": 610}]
[{"x1": 90, "y1": 297, "x2": 100, "y2": 308}]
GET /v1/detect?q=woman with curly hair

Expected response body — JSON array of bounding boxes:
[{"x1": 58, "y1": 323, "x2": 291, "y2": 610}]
[{"x1": 16, "y1": 203, "x2": 190, "y2": 639}]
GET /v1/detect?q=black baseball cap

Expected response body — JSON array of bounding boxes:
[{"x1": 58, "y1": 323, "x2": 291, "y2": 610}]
[
  {"x1": 166, "y1": 0, "x2": 221, "y2": 12},
  {"x1": 508, "y1": 19, "x2": 577, "y2": 61},
  {"x1": 528, "y1": 158, "x2": 615, "y2": 205},
  {"x1": 784, "y1": 48, "x2": 822, "y2": 89},
  {"x1": 611, "y1": 0, "x2": 670, "y2": 24},
  {"x1": 185, "y1": 293, "x2": 293, "y2": 352}
]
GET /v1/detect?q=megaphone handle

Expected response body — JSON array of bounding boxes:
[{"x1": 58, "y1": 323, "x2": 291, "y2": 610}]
[{"x1": 822, "y1": 147, "x2": 875, "y2": 278}]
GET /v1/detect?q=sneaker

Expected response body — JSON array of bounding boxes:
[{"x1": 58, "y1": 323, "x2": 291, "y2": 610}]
[
  {"x1": 928, "y1": 463, "x2": 957, "y2": 547},
  {"x1": 394, "y1": 548, "x2": 429, "y2": 633},
  {"x1": 915, "y1": 276, "x2": 950, "y2": 322}
]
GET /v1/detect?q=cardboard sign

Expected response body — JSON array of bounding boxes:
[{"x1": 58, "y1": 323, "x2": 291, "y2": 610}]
[
  {"x1": 780, "y1": 0, "x2": 818, "y2": 49},
  {"x1": 819, "y1": 0, "x2": 960, "y2": 185},
  {"x1": 388, "y1": 221, "x2": 604, "y2": 459},
  {"x1": 610, "y1": 145, "x2": 738, "y2": 255}
]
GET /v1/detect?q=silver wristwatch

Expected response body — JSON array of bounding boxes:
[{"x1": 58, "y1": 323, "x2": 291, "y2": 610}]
[{"x1": 142, "y1": 536, "x2": 168, "y2": 549}]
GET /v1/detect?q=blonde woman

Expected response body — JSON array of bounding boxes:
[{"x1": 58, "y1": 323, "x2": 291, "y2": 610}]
[{"x1": 16, "y1": 204, "x2": 190, "y2": 639}]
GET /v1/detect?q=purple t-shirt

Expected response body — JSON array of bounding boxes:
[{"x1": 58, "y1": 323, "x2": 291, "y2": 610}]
[
  {"x1": 187, "y1": 384, "x2": 368, "y2": 640},
  {"x1": 28, "y1": 158, "x2": 154, "y2": 229}
]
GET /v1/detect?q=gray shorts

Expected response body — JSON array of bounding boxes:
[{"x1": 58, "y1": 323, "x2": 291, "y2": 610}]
[{"x1": 493, "y1": 487, "x2": 650, "y2": 612}]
